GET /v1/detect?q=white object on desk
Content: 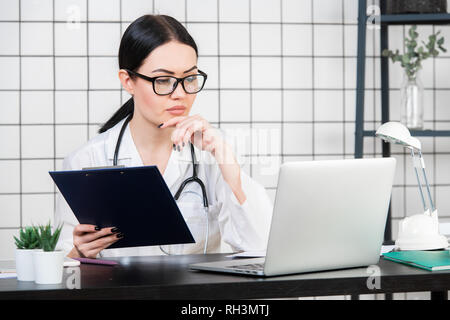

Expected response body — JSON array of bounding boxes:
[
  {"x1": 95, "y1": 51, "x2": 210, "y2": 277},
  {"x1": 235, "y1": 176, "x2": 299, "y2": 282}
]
[
  {"x1": 64, "y1": 257, "x2": 81, "y2": 267},
  {"x1": 375, "y1": 122, "x2": 449, "y2": 251},
  {"x1": 0, "y1": 260, "x2": 17, "y2": 279},
  {"x1": 380, "y1": 245, "x2": 396, "y2": 255},
  {"x1": 0, "y1": 273, "x2": 17, "y2": 279},
  {"x1": 396, "y1": 210, "x2": 449, "y2": 251}
]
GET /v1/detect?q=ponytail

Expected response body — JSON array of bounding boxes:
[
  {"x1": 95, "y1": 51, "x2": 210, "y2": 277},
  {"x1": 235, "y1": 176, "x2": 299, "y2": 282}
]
[{"x1": 98, "y1": 97, "x2": 134, "y2": 133}]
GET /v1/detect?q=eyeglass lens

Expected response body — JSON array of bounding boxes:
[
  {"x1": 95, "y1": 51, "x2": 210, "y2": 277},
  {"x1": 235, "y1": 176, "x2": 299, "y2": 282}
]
[{"x1": 154, "y1": 75, "x2": 205, "y2": 95}]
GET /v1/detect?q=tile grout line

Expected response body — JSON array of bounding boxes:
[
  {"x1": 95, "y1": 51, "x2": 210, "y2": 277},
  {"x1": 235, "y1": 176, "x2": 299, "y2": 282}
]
[
  {"x1": 18, "y1": 0, "x2": 22, "y2": 229},
  {"x1": 280, "y1": 0, "x2": 284, "y2": 164},
  {"x1": 52, "y1": 0, "x2": 56, "y2": 217}
]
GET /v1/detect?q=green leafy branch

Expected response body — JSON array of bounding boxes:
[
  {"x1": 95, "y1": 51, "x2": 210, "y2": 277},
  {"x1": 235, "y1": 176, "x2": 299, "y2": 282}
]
[
  {"x1": 14, "y1": 226, "x2": 40, "y2": 249},
  {"x1": 14, "y1": 222, "x2": 64, "y2": 251},
  {"x1": 38, "y1": 222, "x2": 63, "y2": 252},
  {"x1": 382, "y1": 25, "x2": 446, "y2": 80}
]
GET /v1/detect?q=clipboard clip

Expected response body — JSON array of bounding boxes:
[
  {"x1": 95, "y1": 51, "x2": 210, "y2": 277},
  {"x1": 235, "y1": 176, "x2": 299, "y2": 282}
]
[
  {"x1": 82, "y1": 165, "x2": 126, "y2": 176},
  {"x1": 82, "y1": 165, "x2": 125, "y2": 170}
]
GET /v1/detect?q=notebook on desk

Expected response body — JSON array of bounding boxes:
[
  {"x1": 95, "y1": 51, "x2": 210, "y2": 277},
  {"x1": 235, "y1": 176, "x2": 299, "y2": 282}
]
[
  {"x1": 190, "y1": 158, "x2": 396, "y2": 277},
  {"x1": 383, "y1": 250, "x2": 450, "y2": 271}
]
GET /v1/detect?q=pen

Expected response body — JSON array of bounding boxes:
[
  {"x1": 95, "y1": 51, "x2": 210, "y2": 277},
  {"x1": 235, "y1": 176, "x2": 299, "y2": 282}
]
[{"x1": 72, "y1": 257, "x2": 118, "y2": 266}]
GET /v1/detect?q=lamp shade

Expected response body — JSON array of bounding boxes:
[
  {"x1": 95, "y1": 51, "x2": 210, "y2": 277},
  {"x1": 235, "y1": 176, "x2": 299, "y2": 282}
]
[{"x1": 375, "y1": 122, "x2": 421, "y2": 150}]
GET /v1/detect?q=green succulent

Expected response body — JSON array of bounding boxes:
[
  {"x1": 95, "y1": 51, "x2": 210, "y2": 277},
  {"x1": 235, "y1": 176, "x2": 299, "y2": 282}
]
[
  {"x1": 37, "y1": 222, "x2": 63, "y2": 252},
  {"x1": 14, "y1": 226, "x2": 40, "y2": 250},
  {"x1": 382, "y1": 25, "x2": 446, "y2": 80}
]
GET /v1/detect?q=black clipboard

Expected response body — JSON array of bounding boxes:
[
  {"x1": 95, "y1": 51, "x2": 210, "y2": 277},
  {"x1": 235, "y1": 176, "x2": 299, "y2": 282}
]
[{"x1": 49, "y1": 166, "x2": 195, "y2": 249}]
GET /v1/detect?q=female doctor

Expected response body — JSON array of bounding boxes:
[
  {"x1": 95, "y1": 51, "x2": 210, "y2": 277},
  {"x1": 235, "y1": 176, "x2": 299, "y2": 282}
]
[{"x1": 55, "y1": 14, "x2": 272, "y2": 259}]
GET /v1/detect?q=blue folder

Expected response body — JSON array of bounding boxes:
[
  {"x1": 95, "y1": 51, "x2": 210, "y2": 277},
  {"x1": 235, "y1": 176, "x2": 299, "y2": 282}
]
[{"x1": 49, "y1": 166, "x2": 195, "y2": 249}]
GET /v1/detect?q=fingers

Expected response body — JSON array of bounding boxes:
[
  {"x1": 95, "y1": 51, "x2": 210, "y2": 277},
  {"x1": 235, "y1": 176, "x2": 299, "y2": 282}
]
[
  {"x1": 73, "y1": 224, "x2": 98, "y2": 236},
  {"x1": 77, "y1": 226, "x2": 119, "y2": 244},
  {"x1": 170, "y1": 116, "x2": 208, "y2": 151},
  {"x1": 172, "y1": 119, "x2": 204, "y2": 149},
  {"x1": 90, "y1": 233, "x2": 123, "y2": 252},
  {"x1": 159, "y1": 116, "x2": 187, "y2": 129},
  {"x1": 159, "y1": 115, "x2": 219, "y2": 153},
  {"x1": 80, "y1": 234, "x2": 121, "y2": 259},
  {"x1": 73, "y1": 225, "x2": 124, "y2": 258}
]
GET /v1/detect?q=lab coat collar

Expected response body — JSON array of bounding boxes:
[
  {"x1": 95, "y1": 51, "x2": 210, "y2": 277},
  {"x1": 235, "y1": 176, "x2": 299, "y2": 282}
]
[{"x1": 105, "y1": 118, "x2": 200, "y2": 189}]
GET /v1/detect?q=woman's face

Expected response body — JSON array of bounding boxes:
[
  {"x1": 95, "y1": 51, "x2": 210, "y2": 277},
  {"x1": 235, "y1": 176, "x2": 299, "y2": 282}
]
[{"x1": 122, "y1": 41, "x2": 199, "y2": 126}]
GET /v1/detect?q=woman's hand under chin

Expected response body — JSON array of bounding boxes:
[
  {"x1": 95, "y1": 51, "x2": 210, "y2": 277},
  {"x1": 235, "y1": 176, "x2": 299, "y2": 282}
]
[
  {"x1": 159, "y1": 115, "x2": 247, "y2": 204},
  {"x1": 159, "y1": 114, "x2": 224, "y2": 156}
]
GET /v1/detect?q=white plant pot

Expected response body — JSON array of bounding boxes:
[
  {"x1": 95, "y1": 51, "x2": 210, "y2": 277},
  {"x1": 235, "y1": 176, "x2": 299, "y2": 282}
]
[
  {"x1": 15, "y1": 248, "x2": 41, "y2": 281},
  {"x1": 33, "y1": 250, "x2": 65, "y2": 284}
]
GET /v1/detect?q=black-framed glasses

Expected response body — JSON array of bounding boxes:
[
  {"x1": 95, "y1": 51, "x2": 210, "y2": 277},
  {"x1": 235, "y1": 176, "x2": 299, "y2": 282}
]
[{"x1": 126, "y1": 69, "x2": 207, "y2": 96}]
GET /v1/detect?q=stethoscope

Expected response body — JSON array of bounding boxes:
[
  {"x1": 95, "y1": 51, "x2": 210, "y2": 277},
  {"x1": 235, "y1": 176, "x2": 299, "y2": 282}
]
[{"x1": 114, "y1": 114, "x2": 210, "y2": 254}]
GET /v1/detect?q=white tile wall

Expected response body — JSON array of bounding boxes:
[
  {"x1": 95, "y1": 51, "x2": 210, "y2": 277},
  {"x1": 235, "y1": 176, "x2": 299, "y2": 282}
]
[
  {"x1": 88, "y1": 23, "x2": 121, "y2": 55},
  {"x1": 0, "y1": 92, "x2": 20, "y2": 124},
  {"x1": 283, "y1": 25, "x2": 312, "y2": 56},
  {"x1": 219, "y1": 23, "x2": 250, "y2": 55},
  {"x1": 0, "y1": 0, "x2": 19, "y2": 21},
  {"x1": 187, "y1": 23, "x2": 218, "y2": 55},
  {"x1": 251, "y1": 0, "x2": 281, "y2": 23},
  {"x1": 88, "y1": 57, "x2": 121, "y2": 89},
  {"x1": 21, "y1": 0, "x2": 53, "y2": 21},
  {"x1": 55, "y1": 91, "x2": 88, "y2": 123},
  {"x1": 219, "y1": 0, "x2": 249, "y2": 22},
  {"x1": 54, "y1": 0, "x2": 88, "y2": 22},
  {"x1": 20, "y1": 22, "x2": 53, "y2": 55},
  {"x1": 0, "y1": 57, "x2": 20, "y2": 90},
  {"x1": 1, "y1": 0, "x2": 449, "y2": 300},
  {"x1": 282, "y1": 0, "x2": 311, "y2": 23},
  {"x1": 283, "y1": 57, "x2": 313, "y2": 88},
  {"x1": 186, "y1": 0, "x2": 217, "y2": 22},
  {"x1": 21, "y1": 57, "x2": 54, "y2": 90},
  {"x1": 0, "y1": 22, "x2": 19, "y2": 55},
  {"x1": 220, "y1": 90, "x2": 251, "y2": 122},
  {"x1": 21, "y1": 91, "x2": 54, "y2": 124},
  {"x1": 154, "y1": 0, "x2": 185, "y2": 22},
  {"x1": 55, "y1": 57, "x2": 88, "y2": 90},
  {"x1": 0, "y1": 126, "x2": 19, "y2": 159},
  {"x1": 88, "y1": 0, "x2": 120, "y2": 21},
  {"x1": 251, "y1": 24, "x2": 281, "y2": 55}
]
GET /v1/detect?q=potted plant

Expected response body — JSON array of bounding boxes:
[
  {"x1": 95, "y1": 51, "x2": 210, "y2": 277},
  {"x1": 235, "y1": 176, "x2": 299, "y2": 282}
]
[
  {"x1": 14, "y1": 226, "x2": 41, "y2": 281},
  {"x1": 382, "y1": 25, "x2": 446, "y2": 129},
  {"x1": 32, "y1": 222, "x2": 64, "y2": 284}
]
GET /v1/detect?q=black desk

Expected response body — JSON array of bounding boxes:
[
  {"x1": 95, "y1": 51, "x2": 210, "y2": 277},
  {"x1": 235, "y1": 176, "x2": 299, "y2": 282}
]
[{"x1": 0, "y1": 253, "x2": 449, "y2": 300}]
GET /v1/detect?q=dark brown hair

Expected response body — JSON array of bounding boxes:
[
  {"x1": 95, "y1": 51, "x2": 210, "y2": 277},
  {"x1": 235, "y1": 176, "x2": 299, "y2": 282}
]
[{"x1": 98, "y1": 15, "x2": 198, "y2": 133}]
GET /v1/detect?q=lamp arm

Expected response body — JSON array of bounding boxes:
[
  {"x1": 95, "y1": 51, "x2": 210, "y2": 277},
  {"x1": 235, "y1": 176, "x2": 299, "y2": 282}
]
[
  {"x1": 418, "y1": 151, "x2": 435, "y2": 212},
  {"x1": 411, "y1": 149, "x2": 428, "y2": 212}
]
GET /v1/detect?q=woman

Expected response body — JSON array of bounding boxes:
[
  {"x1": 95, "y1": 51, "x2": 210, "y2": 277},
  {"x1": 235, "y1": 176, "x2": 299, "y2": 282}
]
[{"x1": 55, "y1": 14, "x2": 272, "y2": 258}]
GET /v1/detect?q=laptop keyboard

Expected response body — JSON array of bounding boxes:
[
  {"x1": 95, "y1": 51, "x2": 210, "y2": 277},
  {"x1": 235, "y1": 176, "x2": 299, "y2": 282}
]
[{"x1": 226, "y1": 263, "x2": 264, "y2": 271}]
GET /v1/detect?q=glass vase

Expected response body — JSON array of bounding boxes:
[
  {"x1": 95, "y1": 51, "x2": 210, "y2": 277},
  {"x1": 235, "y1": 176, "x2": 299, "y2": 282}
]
[{"x1": 400, "y1": 69, "x2": 424, "y2": 130}]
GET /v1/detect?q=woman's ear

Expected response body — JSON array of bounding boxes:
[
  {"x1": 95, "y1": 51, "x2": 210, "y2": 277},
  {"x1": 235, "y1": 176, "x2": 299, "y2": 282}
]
[{"x1": 118, "y1": 69, "x2": 135, "y2": 96}]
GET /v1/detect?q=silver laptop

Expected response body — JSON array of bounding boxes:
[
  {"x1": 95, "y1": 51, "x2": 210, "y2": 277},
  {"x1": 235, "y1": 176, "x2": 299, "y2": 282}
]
[{"x1": 189, "y1": 157, "x2": 396, "y2": 277}]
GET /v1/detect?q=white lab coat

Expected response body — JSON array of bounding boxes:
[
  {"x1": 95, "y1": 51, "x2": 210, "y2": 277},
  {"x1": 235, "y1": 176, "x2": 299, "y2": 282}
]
[{"x1": 54, "y1": 117, "x2": 273, "y2": 257}]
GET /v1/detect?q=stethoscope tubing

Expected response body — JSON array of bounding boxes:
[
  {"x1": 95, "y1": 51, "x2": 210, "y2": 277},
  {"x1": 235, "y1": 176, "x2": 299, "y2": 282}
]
[{"x1": 114, "y1": 114, "x2": 210, "y2": 254}]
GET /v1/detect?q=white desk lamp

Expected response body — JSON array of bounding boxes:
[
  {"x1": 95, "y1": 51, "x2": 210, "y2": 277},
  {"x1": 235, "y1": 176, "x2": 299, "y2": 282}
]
[{"x1": 375, "y1": 121, "x2": 448, "y2": 251}]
